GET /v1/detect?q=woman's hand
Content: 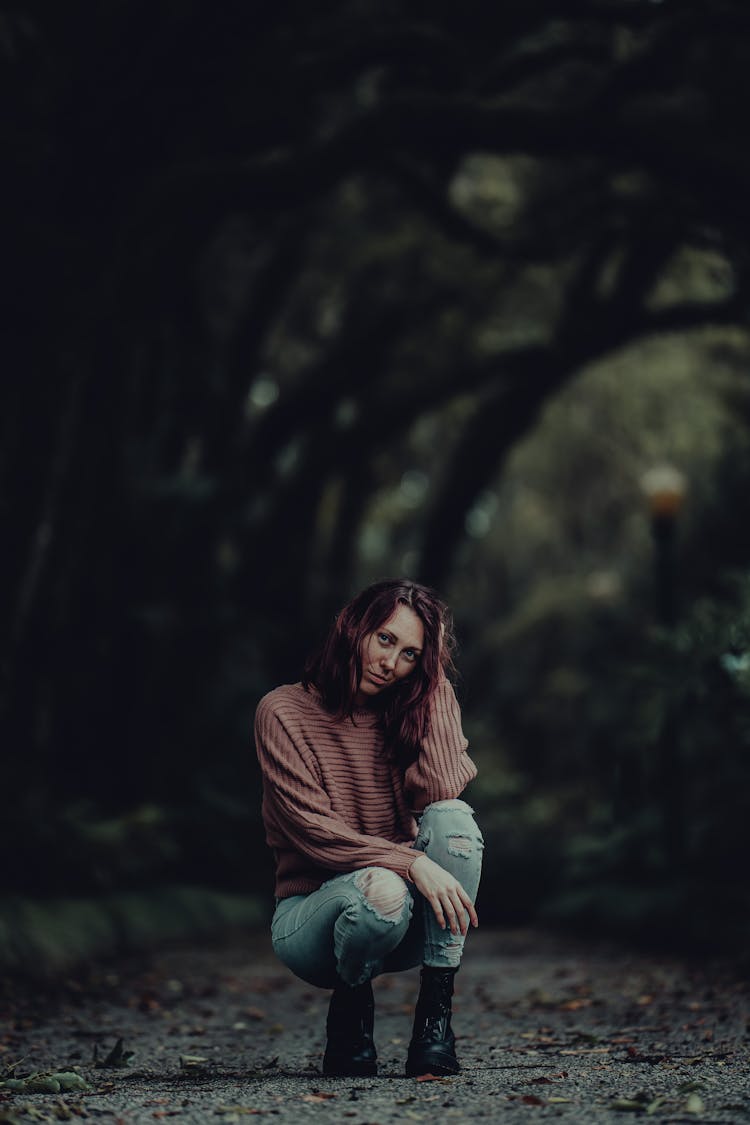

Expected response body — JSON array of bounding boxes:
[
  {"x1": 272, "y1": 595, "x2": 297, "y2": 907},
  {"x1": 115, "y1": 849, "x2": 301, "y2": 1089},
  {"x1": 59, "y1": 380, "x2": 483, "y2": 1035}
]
[{"x1": 409, "y1": 854, "x2": 479, "y2": 935}]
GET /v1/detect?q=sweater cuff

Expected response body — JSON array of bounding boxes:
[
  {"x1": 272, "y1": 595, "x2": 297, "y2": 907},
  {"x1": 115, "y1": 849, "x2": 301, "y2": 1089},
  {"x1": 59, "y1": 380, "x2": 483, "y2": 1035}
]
[
  {"x1": 404, "y1": 852, "x2": 424, "y2": 883},
  {"x1": 387, "y1": 844, "x2": 420, "y2": 881}
]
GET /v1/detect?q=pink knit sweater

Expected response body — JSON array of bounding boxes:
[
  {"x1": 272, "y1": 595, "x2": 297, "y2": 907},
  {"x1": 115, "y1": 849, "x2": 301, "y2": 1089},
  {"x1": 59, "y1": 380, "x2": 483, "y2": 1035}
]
[{"x1": 254, "y1": 679, "x2": 477, "y2": 898}]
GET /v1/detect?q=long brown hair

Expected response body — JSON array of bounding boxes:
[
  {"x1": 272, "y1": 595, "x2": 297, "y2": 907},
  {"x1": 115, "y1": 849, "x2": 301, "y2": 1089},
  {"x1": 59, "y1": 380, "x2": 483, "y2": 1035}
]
[{"x1": 303, "y1": 579, "x2": 456, "y2": 767}]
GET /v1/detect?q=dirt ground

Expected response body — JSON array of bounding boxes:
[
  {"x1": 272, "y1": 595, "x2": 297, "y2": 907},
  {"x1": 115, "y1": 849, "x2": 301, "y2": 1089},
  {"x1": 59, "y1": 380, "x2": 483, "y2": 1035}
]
[{"x1": 1, "y1": 927, "x2": 748, "y2": 1124}]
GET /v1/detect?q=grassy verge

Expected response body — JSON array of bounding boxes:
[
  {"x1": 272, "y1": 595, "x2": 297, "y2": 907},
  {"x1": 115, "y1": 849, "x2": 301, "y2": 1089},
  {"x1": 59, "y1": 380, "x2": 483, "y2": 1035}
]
[{"x1": 0, "y1": 886, "x2": 268, "y2": 979}]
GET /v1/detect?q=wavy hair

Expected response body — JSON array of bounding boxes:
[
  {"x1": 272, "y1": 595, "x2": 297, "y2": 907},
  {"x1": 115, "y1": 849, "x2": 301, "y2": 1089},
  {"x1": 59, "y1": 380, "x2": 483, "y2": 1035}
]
[{"x1": 303, "y1": 578, "x2": 456, "y2": 767}]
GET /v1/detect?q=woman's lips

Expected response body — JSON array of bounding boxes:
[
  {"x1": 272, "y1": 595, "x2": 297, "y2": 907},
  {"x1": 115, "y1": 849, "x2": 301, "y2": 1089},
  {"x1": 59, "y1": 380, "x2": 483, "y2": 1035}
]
[{"x1": 368, "y1": 672, "x2": 390, "y2": 686}]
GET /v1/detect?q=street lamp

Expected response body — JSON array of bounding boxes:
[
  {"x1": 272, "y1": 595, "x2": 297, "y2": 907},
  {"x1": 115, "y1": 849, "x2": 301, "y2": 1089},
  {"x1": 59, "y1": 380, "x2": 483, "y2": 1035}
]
[
  {"x1": 639, "y1": 463, "x2": 688, "y2": 867},
  {"x1": 640, "y1": 465, "x2": 688, "y2": 628}
]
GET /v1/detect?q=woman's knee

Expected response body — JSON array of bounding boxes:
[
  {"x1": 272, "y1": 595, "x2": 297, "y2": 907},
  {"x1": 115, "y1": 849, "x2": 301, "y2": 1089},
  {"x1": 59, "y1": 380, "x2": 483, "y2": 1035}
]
[
  {"x1": 420, "y1": 799, "x2": 482, "y2": 837},
  {"x1": 352, "y1": 867, "x2": 410, "y2": 923},
  {"x1": 417, "y1": 800, "x2": 484, "y2": 868},
  {"x1": 334, "y1": 869, "x2": 412, "y2": 986}
]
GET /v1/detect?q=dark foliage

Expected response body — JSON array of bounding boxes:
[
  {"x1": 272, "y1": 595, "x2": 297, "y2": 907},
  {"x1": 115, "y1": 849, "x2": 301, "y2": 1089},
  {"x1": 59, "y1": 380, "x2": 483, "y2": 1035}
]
[{"x1": 3, "y1": 2, "x2": 750, "y2": 943}]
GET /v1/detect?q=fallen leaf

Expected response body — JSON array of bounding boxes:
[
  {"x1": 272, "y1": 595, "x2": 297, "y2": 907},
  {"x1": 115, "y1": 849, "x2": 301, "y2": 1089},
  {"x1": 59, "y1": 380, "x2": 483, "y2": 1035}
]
[
  {"x1": 53, "y1": 1071, "x2": 91, "y2": 1092},
  {"x1": 26, "y1": 1076, "x2": 62, "y2": 1093},
  {"x1": 685, "y1": 1093, "x2": 705, "y2": 1114},
  {"x1": 560, "y1": 1047, "x2": 611, "y2": 1056},
  {"x1": 259, "y1": 1057, "x2": 278, "y2": 1069},
  {"x1": 415, "y1": 1074, "x2": 448, "y2": 1082},
  {"x1": 179, "y1": 1055, "x2": 210, "y2": 1069},
  {"x1": 136, "y1": 992, "x2": 162, "y2": 1013},
  {"x1": 94, "y1": 1038, "x2": 135, "y2": 1068},
  {"x1": 521, "y1": 1094, "x2": 544, "y2": 1105},
  {"x1": 215, "y1": 1108, "x2": 265, "y2": 1116},
  {"x1": 246, "y1": 976, "x2": 289, "y2": 995},
  {"x1": 302, "y1": 1093, "x2": 336, "y2": 1102}
]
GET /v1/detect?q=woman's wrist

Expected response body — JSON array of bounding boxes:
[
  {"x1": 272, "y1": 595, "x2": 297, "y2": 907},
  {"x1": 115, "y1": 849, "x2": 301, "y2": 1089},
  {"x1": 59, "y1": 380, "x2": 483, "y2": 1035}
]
[{"x1": 408, "y1": 853, "x2": 430, "y2": 881}]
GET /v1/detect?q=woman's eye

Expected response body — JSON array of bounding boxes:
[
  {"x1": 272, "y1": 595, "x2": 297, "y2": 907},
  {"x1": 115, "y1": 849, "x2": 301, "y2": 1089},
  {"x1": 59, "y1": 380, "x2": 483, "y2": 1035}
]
[
  {"x1": 378, "y1": 633, "x2": 392, "y2": 644},
  {"x1": 403, "y1": 649, "x2": 416, "y2": 661}
]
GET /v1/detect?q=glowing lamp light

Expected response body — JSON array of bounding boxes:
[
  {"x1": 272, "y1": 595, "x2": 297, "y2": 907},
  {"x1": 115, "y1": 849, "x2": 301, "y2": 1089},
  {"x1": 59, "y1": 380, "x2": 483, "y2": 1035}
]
[{"x1": 640, "y1": 464, "x2": 687, "y2": 519}]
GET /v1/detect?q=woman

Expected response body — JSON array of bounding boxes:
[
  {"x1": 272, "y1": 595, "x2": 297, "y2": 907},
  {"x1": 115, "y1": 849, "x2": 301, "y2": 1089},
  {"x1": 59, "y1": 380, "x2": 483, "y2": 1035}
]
[{"x1": 254, "y1": 579, "x2": 483, "y2": 1078}]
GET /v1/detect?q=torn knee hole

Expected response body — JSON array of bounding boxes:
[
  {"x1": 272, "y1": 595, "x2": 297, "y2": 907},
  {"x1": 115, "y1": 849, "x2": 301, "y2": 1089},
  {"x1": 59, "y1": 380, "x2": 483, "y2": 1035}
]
[
  {"x1": 354, "y1": 869, "x2": 407, "y2": 921},
  {"x1": 436, "y1": 941, "x2": 463, "y2": 965},
  {"x1": 447, "y1": 834, "x2": 472, "y2": 858}
]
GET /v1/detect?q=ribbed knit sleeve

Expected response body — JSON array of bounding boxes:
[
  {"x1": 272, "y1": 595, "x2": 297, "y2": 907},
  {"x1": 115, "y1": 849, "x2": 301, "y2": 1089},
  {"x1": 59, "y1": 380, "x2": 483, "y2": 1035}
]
[
  {"x1": 403, "y1": 678, "x2": 477, "y2": 811},
  {"x1": 255, "y1": 694, "x2": 419, "y2": 881}
]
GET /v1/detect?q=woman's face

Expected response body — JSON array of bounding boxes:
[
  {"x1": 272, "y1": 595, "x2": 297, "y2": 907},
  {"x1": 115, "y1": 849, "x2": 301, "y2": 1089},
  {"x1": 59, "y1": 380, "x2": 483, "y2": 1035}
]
[{"x1": 354, "y1": 603, "x2": 424, "y2": 706}]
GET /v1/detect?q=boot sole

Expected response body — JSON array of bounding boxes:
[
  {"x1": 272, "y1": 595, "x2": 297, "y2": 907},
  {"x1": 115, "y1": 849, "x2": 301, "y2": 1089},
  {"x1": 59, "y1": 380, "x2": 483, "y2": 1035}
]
[
  {"x1": 322, "y1": 1057, "x2": 378, "y2": 1078},
  {"x1": 405, "y1": 1055, "x2": 460, "y2": 1078}
]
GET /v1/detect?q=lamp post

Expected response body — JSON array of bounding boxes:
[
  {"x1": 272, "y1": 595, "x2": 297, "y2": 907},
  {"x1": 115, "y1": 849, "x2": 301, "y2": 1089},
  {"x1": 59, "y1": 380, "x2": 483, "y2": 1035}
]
[
  {"x1": 640, "y1": 464, "x2": 688, "y2": 868},
  {"x1": 640, "y1": 465, "x2": 688, "y2": 628}
]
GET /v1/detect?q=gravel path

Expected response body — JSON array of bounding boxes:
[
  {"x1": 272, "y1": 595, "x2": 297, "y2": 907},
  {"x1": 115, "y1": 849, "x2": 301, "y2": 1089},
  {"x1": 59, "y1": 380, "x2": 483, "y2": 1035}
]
[{"x1": 1, "y1": 928, "x2": 748, "y2": 1123}]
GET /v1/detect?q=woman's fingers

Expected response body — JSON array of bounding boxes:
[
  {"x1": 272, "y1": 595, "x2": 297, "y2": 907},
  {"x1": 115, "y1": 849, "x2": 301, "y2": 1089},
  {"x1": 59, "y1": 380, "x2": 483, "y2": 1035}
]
[
  {"x1": 450, "y1": 881, "x2": 478, "y2": 929},
  {"x1": 443, "y1": 898, "x2": 459, "y2": 935},
  {"x1": 412, "y1": 857, "x2": 478, "y2": 932},
  {"x1": 428, "y1": 892, "x2": 445, "y2": 929},
  {"x1": 440, "y1": 888, "x2": 469, "y2": 935},
  {"x1": 445, "y1": 886, "x2": 477, "y2": 934},
  {"x1": 444, "y1": 892, "x2": 463, "y2": 935},
  {"x1": 460, "y1": 888, "x2": 479, "y2": 929}
]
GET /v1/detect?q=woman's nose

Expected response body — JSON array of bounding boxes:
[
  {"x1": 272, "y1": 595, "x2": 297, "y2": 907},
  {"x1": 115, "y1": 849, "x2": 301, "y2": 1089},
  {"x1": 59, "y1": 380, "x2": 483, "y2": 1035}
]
[{"x1": 381, "y1": 652, "x2": 397, "y2": 670}]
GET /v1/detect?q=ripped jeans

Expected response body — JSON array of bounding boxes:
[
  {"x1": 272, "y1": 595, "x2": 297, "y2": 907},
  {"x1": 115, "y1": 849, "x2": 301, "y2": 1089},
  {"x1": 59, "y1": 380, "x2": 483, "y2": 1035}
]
[{"x1": 270, "y1": 800, "x2": 484, "y2": 988}]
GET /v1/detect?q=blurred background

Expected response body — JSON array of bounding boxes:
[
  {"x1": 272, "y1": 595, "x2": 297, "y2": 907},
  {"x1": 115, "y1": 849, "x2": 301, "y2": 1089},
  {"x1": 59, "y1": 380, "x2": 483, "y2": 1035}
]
[{"x1": 4, "y1": 0, "x2": 750, "y2": 970}]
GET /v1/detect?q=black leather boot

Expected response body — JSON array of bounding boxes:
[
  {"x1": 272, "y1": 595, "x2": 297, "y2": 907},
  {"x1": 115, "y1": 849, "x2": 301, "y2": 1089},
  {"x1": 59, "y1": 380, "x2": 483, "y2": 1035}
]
[
  {"x1": 405, "y1": 966, "x2": 460, "y2": 1077},
  {"x1": 322, "y1": 979, "x2": 377, "y2": 1077}
]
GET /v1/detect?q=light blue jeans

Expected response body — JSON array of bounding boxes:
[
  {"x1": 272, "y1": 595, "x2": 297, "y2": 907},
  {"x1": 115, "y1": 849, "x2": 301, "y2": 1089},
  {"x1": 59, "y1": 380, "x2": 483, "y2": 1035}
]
[{"x1": 271, "y1": 799, "x2": 484, "y2": 988}]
